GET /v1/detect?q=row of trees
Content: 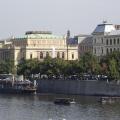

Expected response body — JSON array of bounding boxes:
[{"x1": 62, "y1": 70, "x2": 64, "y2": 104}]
[{"x1": 0, "y1": 51, "x2": 120, "y2": 80}]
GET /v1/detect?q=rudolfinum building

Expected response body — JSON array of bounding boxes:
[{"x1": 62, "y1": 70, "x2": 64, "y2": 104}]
[{"x1": 0, "y1": 31, "x2": 78, "y2": 65}]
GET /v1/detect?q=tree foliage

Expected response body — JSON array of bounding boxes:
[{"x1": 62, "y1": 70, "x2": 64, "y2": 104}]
[{"x1": 0, "y1": 51, "x2": 120, "y2": 80}]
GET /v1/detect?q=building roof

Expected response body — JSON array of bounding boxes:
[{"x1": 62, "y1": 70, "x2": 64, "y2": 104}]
[
  {"x1": 92, "y1": 23, "x2": 115, "y2": 35},
  {"x1": 68, "y1": 38, "x2": 78, "y2": 44},
  {"x1": 25, "y1": 31, "x2": 52, "y2": 35},
  {"x1": 15, "y1": 31, "x2": 65, "y2": 40},
  {"x1": 74, "y1": 34, "x2": 90, "y2": 37},
  {"x1": 79, "y1": 36, "x2": 93, "y2": 45}
]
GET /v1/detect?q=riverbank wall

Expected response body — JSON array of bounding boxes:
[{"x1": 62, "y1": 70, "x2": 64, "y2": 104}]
[{"x1": 37, "y1": 79, "x2": 120, "y2": 96}]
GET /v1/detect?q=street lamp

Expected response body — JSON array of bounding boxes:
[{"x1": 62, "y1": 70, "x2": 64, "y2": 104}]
[{"x1": 66, "y1": 30, "x2": 70, "y2": 61}]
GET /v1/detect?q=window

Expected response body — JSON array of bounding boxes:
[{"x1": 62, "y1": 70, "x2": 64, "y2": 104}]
[
  {"x1": 106, "y1": 39, "x2": 108, "y2": 45},
  {"x1": 57, "y1": 52, "x2": 60, "y2": 58},
  {"x1": 106, "y1": 48, "x2": 109, "y2": 54},
  {"x1": 117, "y1": 38, "x2": 120, "y2": 44},
  {"x1": 30, "y1": 53, "x2": 32, "y2": 59},
  {"x1": 62, "y1": 52, "x2": 64, "y2": 59},
  {"x1": 110, "y1": 48, "x2": 112, "y2": 53},
  {"x1": 72, "y1": 53, "x2": 74, "y2": 59},
  {"x1": 101, "y1": 48, "x2": 103, "y2": 54},
  {"x1": 40, "y1": 52, "x2": 43, "y2": 59},
  {"x1": 94, "y1": 48, "x2": 96, "y2": 54},
  {"x1": 114, "y1": 48, "x2": 116, "y2": 51},
  {"x1": 101, "y1": 38, "x2": 103, "y2": 44},
  {"x1": 110, "y1": 39, "x2": 112, "y2": 45},
  {"x1": 114, "y1": 39, "x2": 116, "y2": 44}
]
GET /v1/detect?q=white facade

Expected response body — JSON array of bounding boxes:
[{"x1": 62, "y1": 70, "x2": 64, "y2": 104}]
[{"x1": 92, "y1": 22, "x2": 120, "y2": 56}]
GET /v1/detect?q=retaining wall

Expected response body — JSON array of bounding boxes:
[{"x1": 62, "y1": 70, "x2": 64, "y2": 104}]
[{"x1": 37, "y1": 79, "x2": 120, "y2": 96}]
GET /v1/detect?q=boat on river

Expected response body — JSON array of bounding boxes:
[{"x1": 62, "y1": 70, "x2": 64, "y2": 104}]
[
  {"x1": 54, "y1": 98, "x2": 75, "y2": 105},
  {"x1": 0, "y1": 74, "x2": 37, "y2": 94}
]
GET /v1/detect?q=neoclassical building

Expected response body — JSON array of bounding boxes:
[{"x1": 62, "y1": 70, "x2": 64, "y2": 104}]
[
  {"x1": 92, "y1": 22, "x2": 120, "y2": 56},
  {"x1": 0, "y1": 31, "x2": 78, "y2": 65},
  {"x1": 76, "y1": 22, "x2": 120, "y2": 57}
]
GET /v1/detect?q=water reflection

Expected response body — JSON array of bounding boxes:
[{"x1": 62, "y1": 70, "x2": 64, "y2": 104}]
[{"x1": 0, "y1": 94, "x2": 119, "y2": 120}]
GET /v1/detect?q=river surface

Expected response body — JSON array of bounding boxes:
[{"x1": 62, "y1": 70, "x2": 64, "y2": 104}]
[{"x1": 0, "y1": 94, "x2": 120, "y2": 120}]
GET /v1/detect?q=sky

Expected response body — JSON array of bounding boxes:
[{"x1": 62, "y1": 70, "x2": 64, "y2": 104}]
[{"x1": 0, "y1": 0, "x2": 119, "y2": 38}]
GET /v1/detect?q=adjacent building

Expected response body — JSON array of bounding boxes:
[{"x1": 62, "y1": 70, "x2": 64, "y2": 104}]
[
  {"x1": 76, "y1": 21, "x2": 120, "y2": 57},
  {"x1": 74, "y1": 35, "x2": 93, "y2": 57},
  {"x1": 92, "y1": 22, "x2": 120, "y2": 56}
]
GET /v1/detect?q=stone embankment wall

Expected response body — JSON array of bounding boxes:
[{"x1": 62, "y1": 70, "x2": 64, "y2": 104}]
[{"x1": 37, "y1": 79, "x2": 120, "y2": 96}]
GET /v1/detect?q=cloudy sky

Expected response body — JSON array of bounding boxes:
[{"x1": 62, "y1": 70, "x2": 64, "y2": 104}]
[{"x1": 0, "y1": 0, "x2": 119, "y2": 38}]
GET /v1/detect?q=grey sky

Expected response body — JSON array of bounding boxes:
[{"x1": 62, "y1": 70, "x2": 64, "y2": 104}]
[{"x1": 0, "y1": 0, "x2": 119, "y2": 38}]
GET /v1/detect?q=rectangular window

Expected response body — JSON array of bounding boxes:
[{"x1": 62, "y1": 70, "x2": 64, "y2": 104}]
[
  {"x1": 106, "y1": 39, "x2": 108, "y2": 45},
  {"x1": 72, "y1": 53, "x2": 74, "y2": 59},
  {"x1": 30, "y1": 54, "x2": 32, "y2": 59},
  {"x1": 101, "y1": 38, "x2": 103, "y2": 44}
]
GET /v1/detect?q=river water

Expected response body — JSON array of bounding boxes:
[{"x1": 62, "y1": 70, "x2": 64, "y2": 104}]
[{"x1": 0, "y1": 94, "x2": 120, "y2": 120}]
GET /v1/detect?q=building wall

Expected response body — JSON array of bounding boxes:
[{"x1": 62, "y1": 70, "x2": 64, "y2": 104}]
[
  {"x1": 93, "y1": 35, "x2": 120, "y2": 56},
  {"x1": 105, "y1": 36, "x2": 120, "y2": 54},
  {"x1": 92, "y1": 23, "x2": 120, "y2": 56},
  {"x1": 75, "y1": 35, "x2": 93, "y2": 58}
]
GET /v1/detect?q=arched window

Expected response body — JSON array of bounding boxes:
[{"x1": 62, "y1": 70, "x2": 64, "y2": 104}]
[
  {"x1": 72, "y1": 53, "x2": 74, "y2": 59},
  {"x1": 62, "y1": 52, "x2": 64, "y2": 59},
  {"x1": 40, "y1": 52, "x2": 43, "y2": 59},
  {"x1": 110, "y1": 48, "x2": 112, "y2": 53},
  {"x1": 57, "y1": 52, "x2": 60, "y2": 58},
  {"x1": 110, "y1": 39, "x2": 112, "y2": 45}
]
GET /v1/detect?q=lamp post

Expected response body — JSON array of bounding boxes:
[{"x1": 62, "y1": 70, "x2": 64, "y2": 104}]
[{"x1": 66, "y1": 30, "x2": 70, "y2": 61}]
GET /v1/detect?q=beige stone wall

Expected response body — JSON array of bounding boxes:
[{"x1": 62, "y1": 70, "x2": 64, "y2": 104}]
[{"x1": 27, "y1": 38, "x2": 66, "y2": 48}]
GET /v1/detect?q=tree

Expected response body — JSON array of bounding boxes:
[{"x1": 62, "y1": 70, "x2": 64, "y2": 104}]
[
  {"x1": 80, "y1": 52, "x2": 99, "y2": 74},
  {"x1": 17, "y1": 59, "x2": 39, "y2": 77},
  {"x1": 100, "y1": 51, "x2": 120, "y2": 80},
  {"x1": 0, "y1": 60, "x2": 15, "y2": 74},
  {"x1": 108, "y1": 58, "x2": 119, "y2": 80}
]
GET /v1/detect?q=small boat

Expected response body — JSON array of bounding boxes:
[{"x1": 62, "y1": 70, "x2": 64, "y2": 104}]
[
  {"x1": 99, "y1": 97, "x2": 119, "y2": 104},
  {"x1": 54, "y1": 98, "x2": 75, "y2": 105}
]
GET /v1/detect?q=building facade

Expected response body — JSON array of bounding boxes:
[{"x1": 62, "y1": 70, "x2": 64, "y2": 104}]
[
  {"x1": 76, "y1": 22, "x2": 120, "y2": 58},
  {"x1": 92, "y1": 22, "x2": 120, "y2": 56},
  {"x1": 0, "y1": 31, "x2": 78, "y2": 65},
  {"x1": 74, "y1": 35, "x2": 93, "y2": 58}
]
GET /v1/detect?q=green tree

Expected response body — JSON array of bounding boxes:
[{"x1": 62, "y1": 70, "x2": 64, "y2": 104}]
[
  {"x1": 108, "y1": 58, "x2": 119, "y2": 80},
  {"x1": 80, "y1": 52, "x2": 99, "y2": 74}
]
